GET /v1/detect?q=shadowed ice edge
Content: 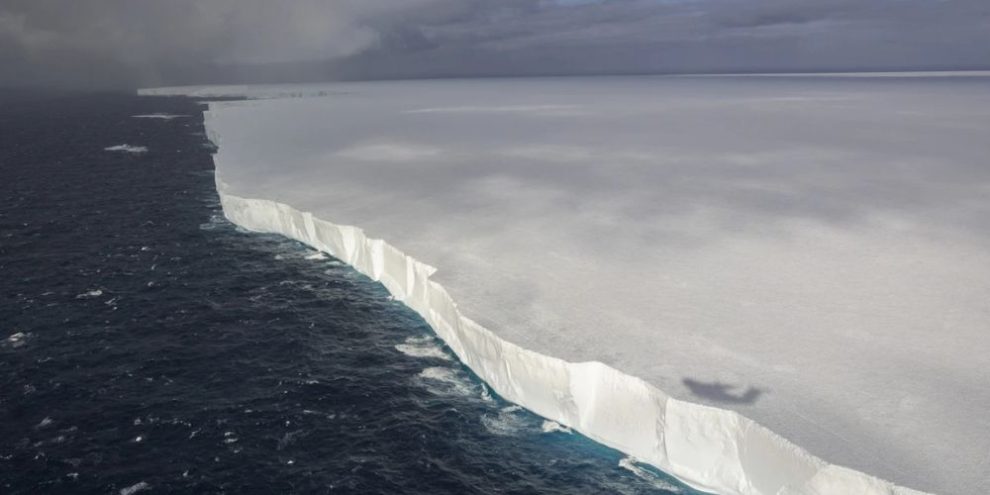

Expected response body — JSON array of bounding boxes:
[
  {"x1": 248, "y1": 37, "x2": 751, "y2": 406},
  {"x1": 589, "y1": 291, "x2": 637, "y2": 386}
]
[{"x1": 203, "y1": 106, "x2": 929, "y2": 495}]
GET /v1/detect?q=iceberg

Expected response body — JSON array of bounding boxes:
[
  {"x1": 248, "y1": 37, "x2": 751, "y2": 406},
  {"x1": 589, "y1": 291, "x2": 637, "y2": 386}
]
[{"x1": 149, "y1": 74, "x2": 990, "y2": 495}]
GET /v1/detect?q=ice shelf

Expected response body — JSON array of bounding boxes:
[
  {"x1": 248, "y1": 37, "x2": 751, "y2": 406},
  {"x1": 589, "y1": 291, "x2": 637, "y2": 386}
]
[{"x1": 153, "y1": 75, "x2": 990, "y2": 494}]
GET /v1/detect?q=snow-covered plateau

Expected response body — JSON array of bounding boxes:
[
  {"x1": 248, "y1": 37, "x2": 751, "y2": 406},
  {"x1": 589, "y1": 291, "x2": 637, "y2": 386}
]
[{"x1": 143, "y1": 74, "x2": 990, "y2": 495}]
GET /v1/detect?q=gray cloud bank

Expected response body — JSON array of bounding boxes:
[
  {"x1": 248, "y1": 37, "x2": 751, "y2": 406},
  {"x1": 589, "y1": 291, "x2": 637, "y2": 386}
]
[{"x1": 1, "y1": 0, "x2": 988, "y2": 89}]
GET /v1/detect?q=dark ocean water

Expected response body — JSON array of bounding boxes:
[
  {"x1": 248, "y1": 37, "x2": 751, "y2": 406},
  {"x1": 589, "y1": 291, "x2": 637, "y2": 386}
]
[{"x1": 0, "y1": 92, "x2": 701, "y2": 495}]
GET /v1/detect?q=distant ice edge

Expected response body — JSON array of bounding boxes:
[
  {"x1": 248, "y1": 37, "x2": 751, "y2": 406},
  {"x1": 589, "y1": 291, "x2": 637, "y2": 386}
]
[{"x1": 204, "y1": 108, "x2": 928, "y2": 495}]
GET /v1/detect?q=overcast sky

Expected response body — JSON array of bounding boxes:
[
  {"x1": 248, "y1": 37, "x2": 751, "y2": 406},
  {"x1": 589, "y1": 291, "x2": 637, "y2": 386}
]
[{"x1": 1, "y1": 0, "x2": 988, "y2": 89}]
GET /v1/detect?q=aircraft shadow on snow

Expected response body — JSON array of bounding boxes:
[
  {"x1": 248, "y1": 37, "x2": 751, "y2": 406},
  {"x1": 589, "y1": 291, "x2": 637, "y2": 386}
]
[{"x1": 681, "y1": 378, "x2": 764, "y2": 405}]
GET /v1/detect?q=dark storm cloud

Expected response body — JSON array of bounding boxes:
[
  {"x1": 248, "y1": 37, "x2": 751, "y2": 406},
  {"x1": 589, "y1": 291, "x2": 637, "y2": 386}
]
[{"x1": 1, "y1": 0, "x2": 988, "y2": 89}]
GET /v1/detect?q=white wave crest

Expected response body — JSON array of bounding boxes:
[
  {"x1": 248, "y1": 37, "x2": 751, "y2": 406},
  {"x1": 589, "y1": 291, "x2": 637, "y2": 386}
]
[
  {"x1": 541, "y1": 420, "x2": 573, "y2": 434},
  {"x1": 395, "y1": 336, "x2": 452, "y2": 361},
  {"x1": 619, "y1": 457, "x2": 682, "y2": 492},
  {"x1": 416, "y1": 367, "x2": 476, "y2": 397},
  {"x1": 304, "y1": 251, "x2": 328, "y2": 260},
  {"x1": 481, "y1": 405, "x2": 531, "y2": 437},
  {"x1": 119, "y1": 481, "x2": 150, "y2": 495}
]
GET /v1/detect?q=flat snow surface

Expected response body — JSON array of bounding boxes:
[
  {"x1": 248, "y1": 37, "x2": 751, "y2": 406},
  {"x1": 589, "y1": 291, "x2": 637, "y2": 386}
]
[{"x1": 178, "y1": 76, "x2": 987, "y2": 494}]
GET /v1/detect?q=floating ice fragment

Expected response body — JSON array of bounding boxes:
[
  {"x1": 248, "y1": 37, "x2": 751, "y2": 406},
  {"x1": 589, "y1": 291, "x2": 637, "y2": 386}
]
[
  {"x1": 104, "y1": 145, "x2": 148, "y2": 154},
  {"x1": 76, "y1": 289, "x2": 103, "y2": 298},
  {"x1": 5, "y1": 332, "x2": 27, "y2": 348}
]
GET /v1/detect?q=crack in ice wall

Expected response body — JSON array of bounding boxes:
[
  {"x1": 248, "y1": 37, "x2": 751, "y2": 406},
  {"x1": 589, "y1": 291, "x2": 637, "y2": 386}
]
[{"x1": 206, "y1": 107, "x2": 930, "y2": 495}]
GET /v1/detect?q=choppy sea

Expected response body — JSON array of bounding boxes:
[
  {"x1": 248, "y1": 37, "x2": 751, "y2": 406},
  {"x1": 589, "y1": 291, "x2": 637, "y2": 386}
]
[{"x1": 0, "y1": 91, "x2": 702, "y2": 494}]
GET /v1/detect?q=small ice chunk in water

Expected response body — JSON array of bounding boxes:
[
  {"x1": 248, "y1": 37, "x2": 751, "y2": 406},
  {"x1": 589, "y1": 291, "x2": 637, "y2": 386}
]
[
  {"x1": 76, "y1": 289, "x2": 103, "y2": 298},
  {"x1": 104, "y1": 145, "x2": 148, "y2": 154},
  {"x1": 5, "y1": 332, "x2": 27, "y2": 348}
]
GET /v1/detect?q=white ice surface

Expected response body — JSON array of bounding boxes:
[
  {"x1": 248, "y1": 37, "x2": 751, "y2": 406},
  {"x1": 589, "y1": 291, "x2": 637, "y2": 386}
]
[{"x1": 153, "y1": 75, "x2": 989, "y2": 494}]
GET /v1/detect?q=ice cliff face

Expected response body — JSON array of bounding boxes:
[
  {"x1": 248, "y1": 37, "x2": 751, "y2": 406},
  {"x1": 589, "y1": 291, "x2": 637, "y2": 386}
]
[{"x1": 171, "y1": 75, "x2": 990, "y2": 494}]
